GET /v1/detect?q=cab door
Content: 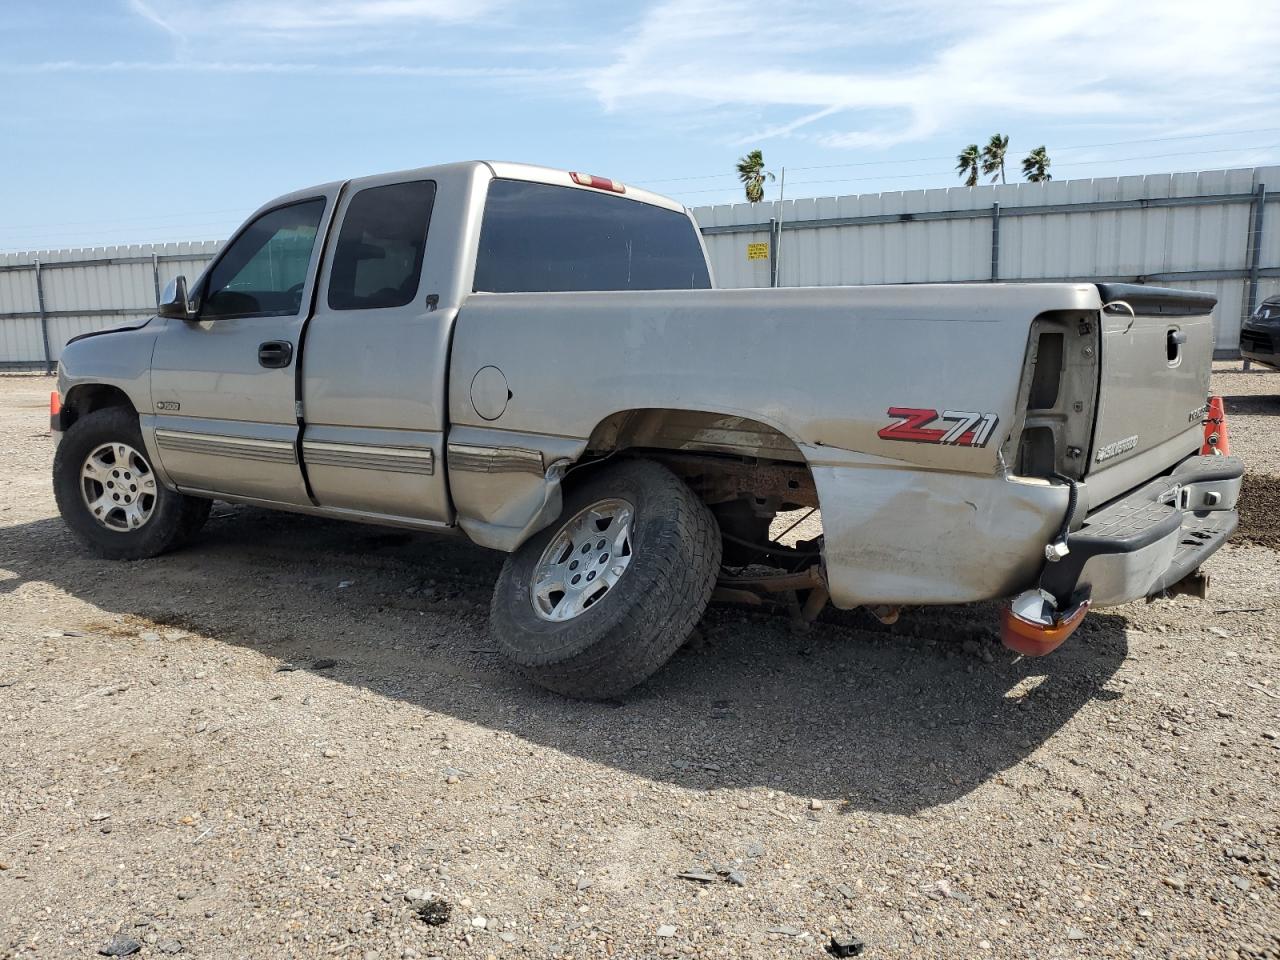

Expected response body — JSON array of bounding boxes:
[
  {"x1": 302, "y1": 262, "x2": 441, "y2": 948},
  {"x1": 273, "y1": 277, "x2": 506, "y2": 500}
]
[
  {"x1": 299, "y1": 174, "x2": 452, "y2": 524},
  {"x1": 149, "y1": 188, "x2": 339, "y2": 504}
]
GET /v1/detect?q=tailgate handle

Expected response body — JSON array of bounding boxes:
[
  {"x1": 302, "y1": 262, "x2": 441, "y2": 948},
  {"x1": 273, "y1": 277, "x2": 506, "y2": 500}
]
[
  {"x1": 1168, "y1": 330, "x2": 1188, "y2": 345},
  {"x1": 1167, "y1": 328, "x2": 1186, "y2": 364}
]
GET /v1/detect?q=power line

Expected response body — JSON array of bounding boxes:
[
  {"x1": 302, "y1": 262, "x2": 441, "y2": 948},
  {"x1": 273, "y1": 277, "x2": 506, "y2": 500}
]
[
  {"x1": 7, "y1": 133, "x2": 1279, "y2": 247},
  {"x1": 662, "y1": 143, "x2": 1280, "y2": 199},
  {"x1": 632, "y1": 126, "x2": 1280, "y2": 186},
  {"x1": 0, "y1": 207, "x2": 251, "y2": 233},
  {"x1": 790, "y1": 127, "x2": 1280, "y2": 174},
  {"x1": 785, "y1": 143, "x2": 1280, "y2": 189},
  {"x1": 0, "y1": 222, "x2": 240, "y2": 250}
]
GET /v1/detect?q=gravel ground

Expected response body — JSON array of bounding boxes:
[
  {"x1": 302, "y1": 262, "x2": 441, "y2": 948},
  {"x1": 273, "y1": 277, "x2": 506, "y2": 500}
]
[{"x1": 1, "y1": 368, "x2": 1278, "y2": 960}]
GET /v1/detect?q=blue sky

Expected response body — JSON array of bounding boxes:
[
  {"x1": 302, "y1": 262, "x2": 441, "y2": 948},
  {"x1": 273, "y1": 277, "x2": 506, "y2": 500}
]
[{"x1": 3, "y1": 0, "x2": 1280, "y2": 251}]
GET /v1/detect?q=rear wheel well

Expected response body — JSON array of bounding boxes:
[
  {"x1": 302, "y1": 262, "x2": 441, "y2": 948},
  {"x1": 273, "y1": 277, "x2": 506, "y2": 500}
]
[
  {"x1": 62, "y1": 384, "x2": 137, "y2": 429},
  {"x1": 579, "y1": 408, "x2": 821, "y2": 562},
  {"x1": 582, "y1": 408, "x2": 818, "y2": 507},
  {"x1": 586, "y1": 408, "x2": 806, "y2": 464}
]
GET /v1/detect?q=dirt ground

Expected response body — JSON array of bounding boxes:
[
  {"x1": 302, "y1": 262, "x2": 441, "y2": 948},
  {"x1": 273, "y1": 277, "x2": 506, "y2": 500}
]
[{"x1": 1, "y1": 366, "x2": 1278, "y2": 960}]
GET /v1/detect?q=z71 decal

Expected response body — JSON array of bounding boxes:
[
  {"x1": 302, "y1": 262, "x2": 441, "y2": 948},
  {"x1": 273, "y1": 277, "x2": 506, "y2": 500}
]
[{"x1": 877, "y1": 407, "x2": 1000, "y2": 448}]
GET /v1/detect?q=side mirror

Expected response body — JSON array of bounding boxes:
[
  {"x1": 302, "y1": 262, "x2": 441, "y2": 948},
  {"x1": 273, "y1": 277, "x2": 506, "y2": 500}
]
[{"x1": 158, "y1": 276, "x2": 196, "y2": 320}]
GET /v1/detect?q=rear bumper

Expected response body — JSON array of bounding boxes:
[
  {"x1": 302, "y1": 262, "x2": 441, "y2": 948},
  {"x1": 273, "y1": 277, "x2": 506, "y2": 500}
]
[{"x1": 1040, "y1": 454, "x2": 1243, "y2": 607}]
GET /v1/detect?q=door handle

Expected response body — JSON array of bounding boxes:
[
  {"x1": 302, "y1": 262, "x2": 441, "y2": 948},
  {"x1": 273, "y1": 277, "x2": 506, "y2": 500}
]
[{"x1": 258, "y1": 340, "x2": 294, "y2": 368}]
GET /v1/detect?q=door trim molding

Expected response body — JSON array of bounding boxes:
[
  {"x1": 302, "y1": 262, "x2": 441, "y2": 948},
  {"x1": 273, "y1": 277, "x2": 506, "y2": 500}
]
[
  {"x1": 301, "y1": 439, "x2": 435, "y2": 476},
  {"x1": 155, "y1": 428, "x2": 298, "y2": 465}
]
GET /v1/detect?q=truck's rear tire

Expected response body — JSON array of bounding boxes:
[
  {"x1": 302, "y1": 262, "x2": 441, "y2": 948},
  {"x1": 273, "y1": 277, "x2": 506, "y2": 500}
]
[
  {"x1": 53, "y1": 407, "x2": 211, "y2": 560},
  {"x1": 490, "y1": 459, "x2": 721, "y2": 699}
]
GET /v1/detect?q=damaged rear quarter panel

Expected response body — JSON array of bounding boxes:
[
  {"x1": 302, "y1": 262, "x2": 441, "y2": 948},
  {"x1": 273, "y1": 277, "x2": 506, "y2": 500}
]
[
  {"x1": 446, "y1": 283, "x2": 1100, "y2": 603},
  {"x1": 807, "y1": 450, "x2": 1070, "y2": 607}
]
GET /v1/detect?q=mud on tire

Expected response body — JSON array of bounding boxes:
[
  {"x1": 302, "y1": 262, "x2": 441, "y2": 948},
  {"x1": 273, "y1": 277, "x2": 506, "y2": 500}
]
[
  {"x1": 490, "y1": 459, "x2": 721, "y2": 699},
  {"x1": 53, "y1": 406, "x2": 211, "y2": 561}
]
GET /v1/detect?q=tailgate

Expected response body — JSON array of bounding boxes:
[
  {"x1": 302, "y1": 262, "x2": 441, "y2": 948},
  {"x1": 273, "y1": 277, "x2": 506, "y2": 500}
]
[{"x1": 1086, "y1": 284, "x2": 1215, "y2": 498}]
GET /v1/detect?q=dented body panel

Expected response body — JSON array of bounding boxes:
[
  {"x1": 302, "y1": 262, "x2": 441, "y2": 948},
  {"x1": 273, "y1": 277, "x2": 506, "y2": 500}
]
[
  {"x1": 54, "y1": 160, "x2": 1235, "y2": 615},
  {"x1": 445, "y1": 284, "x2": 1108, "y2": 607},
  {"x1": 448, "y1": 284, "x2": 1107, "y2": 476}
]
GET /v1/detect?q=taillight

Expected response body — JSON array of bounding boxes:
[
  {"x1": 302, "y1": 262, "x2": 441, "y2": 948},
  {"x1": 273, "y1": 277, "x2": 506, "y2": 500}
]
[{"x1": 569, "y1": 172, "x2": 625, "y2": 194}]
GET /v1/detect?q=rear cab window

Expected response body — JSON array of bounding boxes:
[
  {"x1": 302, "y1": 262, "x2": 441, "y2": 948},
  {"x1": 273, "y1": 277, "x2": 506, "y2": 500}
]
[
  {"x1": 474, "y1": 179, "x2": 711, "y2": 293},
  {"x1": 327, "y1": 180, "x2": 437, "y2": 311}
]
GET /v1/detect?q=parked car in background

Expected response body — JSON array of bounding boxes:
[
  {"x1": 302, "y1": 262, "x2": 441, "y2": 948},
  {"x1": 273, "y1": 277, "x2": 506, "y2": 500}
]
[{"x1": 1241, "y1": 294, "x2": 1280, "y2": 370}]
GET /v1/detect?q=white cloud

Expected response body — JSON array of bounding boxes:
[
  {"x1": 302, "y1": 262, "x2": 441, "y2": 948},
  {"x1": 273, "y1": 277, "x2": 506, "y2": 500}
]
[
  {"x1": 126, "y1": 0, "x2": 182, "y2": 37},
  {"x1": 586, "y1": 0, "x2": 1280, "y2": 150},
  {"x1": 126, "y1": 0, "x2": 504, "y2": 40},
  {"x1": 2, "y1": 59, "x2": 551, "y2": 78}
]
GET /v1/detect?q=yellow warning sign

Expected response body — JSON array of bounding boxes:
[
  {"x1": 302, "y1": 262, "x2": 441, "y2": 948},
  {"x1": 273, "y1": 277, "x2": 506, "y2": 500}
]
[{"x1": 746, "y1": 242, "x2": 769, "y2": 261}]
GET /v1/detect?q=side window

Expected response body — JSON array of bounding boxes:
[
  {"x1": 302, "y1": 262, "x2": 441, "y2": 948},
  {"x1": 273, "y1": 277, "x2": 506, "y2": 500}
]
[
  {"x1": 328, "y1": 180, "x2": 436, "y2": 311},
  {"x1": 202, "y1": 199, "x2": 326, "y2": 320}
]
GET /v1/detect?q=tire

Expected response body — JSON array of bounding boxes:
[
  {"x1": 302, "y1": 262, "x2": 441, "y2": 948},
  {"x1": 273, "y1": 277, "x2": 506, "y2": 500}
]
[
  {"x1": 53, "y1": 406, "x2": 212, "y2": 560},
  {"x1": 490, "y1": 459, "x2": 721, "y2": 699}
]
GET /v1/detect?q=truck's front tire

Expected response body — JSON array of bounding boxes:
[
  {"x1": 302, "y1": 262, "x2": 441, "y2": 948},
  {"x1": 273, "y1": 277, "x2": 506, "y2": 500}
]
[
  {"x1": 53, "y1": 407, "x2": 211, "y2": 560},
  {"x1": 490, "y1": 459, "x2": 721, "y2": 699}
]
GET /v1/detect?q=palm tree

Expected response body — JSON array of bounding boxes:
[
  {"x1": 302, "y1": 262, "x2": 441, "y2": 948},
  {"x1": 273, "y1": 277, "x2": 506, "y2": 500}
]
[
  {"x1": 956, "y1": 144, "x2": 981, "y2": 187},
  {"x1": 736, "y1": 149, "x2": 775, "y2": 204},
  {"x1": 981, "y1": 133, "x2": 1010, "y2": 184},
  {"x1": 1022, "y1": 145, "x2": 1051, "y2": 182}
]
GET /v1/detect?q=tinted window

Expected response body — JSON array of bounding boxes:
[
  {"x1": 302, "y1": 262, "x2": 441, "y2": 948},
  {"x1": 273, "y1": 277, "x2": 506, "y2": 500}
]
[
  {"x1": 203, "y1": 199, "x2": 325, "y2": 320},
  {"x1": 474, "y1": 180, "x2": 711, "y2": 293},
  {"x1": 328, "y1": 180, "x2": 436, "y2": 310}
]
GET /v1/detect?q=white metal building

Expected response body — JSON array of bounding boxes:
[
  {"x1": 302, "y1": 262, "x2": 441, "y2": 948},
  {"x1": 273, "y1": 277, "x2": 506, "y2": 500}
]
[{"x1": 694, "y1": 165, "x2": 1278, "y2": 358}]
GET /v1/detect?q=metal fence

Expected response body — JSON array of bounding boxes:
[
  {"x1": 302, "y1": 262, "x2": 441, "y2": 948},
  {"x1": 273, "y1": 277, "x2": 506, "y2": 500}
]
[
  {"x1": 0, "y1": 242, "x2": 220, "y2": 371},
  {"x1": 693, "y1": 165, "x2": 1280, "y2": 359},
  {"x1": 3, "y1": 165, "x2": 1278, "y2": 370}
]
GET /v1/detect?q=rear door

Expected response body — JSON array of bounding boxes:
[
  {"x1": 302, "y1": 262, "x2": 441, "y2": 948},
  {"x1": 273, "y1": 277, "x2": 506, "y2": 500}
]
[
  {"x1": 1086, "y1": 284, "x2": 1215, "y2": 496},
  {"x1": 299, "y1": 174, "x2": 452, "y2": 524},
  {"x1": 150, "y1": 190, "x2": 337, "y2": 504}
]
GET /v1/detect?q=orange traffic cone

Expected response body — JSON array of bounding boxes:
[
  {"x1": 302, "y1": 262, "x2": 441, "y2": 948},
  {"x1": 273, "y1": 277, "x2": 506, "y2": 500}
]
[{"x1": 1201, "y1": 396, "x2": 1230, "y2": 455}]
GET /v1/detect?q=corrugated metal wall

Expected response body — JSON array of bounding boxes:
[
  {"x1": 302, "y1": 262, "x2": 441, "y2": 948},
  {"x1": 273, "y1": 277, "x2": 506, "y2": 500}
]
[
  {"x1": 3, "y1": 165, "x2": 1277, "y2": 368},
  {"x1": 0, "y1": 242, "x2": 219, "y2": 369},
  {"x1": 695, "y1": 165, "x2": 1280, "y2": 356}
]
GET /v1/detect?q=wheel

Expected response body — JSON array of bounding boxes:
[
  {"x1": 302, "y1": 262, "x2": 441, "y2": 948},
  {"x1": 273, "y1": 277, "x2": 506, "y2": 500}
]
[
  {"x1": 490, "y1": 459, "x2": 721, "y2": 699},
  {"x1": 53, "y1": 407, "x2": 211, "y2": 560}
]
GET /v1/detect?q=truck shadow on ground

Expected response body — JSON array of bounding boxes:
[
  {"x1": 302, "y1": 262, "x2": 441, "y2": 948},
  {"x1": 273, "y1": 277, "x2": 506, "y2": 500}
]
[{"x1": 3, "y1": 504, "x2": 1129, "y2": 816}]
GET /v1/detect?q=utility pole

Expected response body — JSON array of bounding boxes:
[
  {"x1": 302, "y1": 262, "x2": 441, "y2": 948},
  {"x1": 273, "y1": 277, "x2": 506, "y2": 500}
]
[{"x1": 772, "y1": 167, "x2": 786, "y2": 288}]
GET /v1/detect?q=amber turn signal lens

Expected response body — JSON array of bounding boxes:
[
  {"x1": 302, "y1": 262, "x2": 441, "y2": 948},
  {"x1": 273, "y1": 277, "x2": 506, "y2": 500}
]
[{"x1": 1000, "y1": 599, "x2": 1089, "y2": 656}]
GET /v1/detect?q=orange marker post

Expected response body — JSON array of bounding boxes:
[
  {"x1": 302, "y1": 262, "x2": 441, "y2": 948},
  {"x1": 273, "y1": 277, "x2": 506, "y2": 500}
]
[{"x1": 1201, "y1": 396, "x2": 1230, "y2": 456}]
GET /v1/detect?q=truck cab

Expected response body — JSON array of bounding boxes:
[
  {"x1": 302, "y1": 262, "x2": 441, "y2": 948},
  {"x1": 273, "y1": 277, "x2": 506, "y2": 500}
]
[{"x1": 58, "y1": 162, "x2": 709, "y2": 530}]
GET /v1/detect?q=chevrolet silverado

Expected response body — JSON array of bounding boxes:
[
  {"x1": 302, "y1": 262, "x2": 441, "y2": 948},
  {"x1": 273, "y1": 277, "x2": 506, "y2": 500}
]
[{"x1": 51, "y1": 161, "x2": 1243, "y2": 697}]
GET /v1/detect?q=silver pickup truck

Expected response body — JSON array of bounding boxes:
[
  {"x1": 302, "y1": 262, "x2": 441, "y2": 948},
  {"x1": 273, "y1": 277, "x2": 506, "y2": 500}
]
[{"x1": 51, "y1": 161, "x2": 1242, "y2": 697}]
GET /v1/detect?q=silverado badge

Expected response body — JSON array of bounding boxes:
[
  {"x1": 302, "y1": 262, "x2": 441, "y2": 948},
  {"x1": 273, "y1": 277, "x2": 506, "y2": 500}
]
[{"x1": 1094, "y1": 435, "x2": 1139, "y2": 463}]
